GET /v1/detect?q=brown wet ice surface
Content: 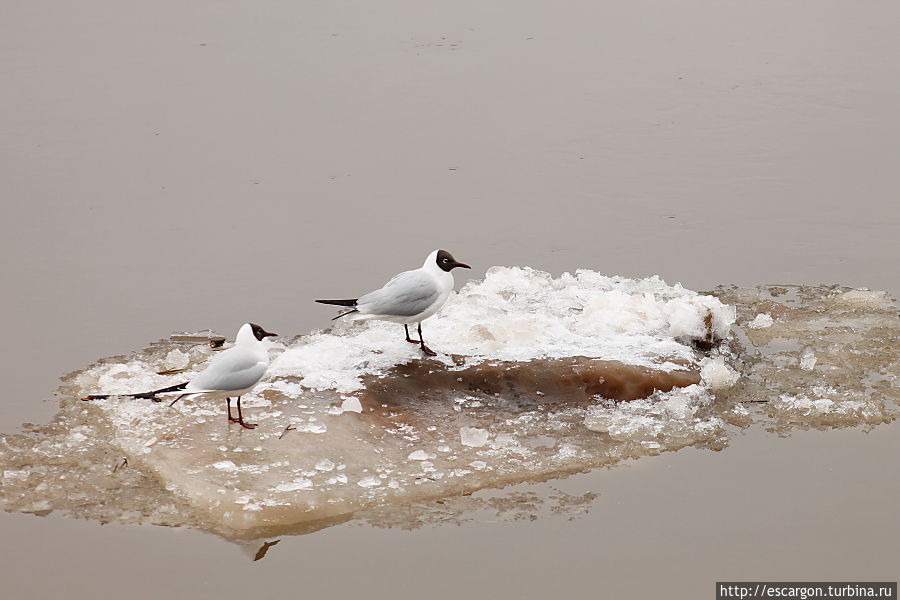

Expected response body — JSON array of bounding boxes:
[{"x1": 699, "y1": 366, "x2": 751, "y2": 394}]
[
  {"x1": 363, "y1": 357, "x2": 701, "y2": 407},
  {"x1": 1, "y1": 284, "x2": 896, "y2": 541}
]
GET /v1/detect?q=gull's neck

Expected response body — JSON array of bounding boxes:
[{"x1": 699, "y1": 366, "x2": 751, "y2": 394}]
[{"x1": 421, "y1": 250, "x2": 438, "y2": 270}]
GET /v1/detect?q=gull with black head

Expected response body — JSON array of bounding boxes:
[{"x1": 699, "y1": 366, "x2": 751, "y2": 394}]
[
  {"x1": 316, "y1": 249, "x2": 471, "y2": 356},
  {"x1": 84, "y1": 323, "x2": 277, "y2": 429}
]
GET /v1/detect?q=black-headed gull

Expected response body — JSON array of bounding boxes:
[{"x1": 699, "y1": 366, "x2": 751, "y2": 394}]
[
  {"x1": 85, "y1": 323, "x2": 277, "y2": 429},
  {"x1": 316, "y1": 249, "x2": 470, "y2": 356}
]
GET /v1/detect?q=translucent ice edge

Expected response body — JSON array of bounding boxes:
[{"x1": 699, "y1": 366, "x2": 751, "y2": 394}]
[{"x1": 62, "y1": 381, "x2": 730, "y2": 533}]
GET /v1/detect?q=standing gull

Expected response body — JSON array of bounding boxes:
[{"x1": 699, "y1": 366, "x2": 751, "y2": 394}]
[
  {"x1": 84, "y1": 323, "x2": 277, "y2": 429},
  {"x1": 316, "y1": 249, "x2": 471, "y2": 356}
]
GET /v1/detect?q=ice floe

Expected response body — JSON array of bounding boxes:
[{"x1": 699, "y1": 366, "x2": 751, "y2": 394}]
[{"x1": 0, "y1": 272, "x2": 896, "y2": 540}]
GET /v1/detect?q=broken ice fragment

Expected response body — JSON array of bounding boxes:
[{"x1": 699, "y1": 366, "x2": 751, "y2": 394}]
[
  {"x1": 273, "y1": 479, "x2": 313, "y2": 492},
  {"x1": 162, "y1": 349, "x2": 190, "y2": 372},
  {"x1": 700, "y1": 357, "x2": 740, "y2": 390},
  {"x1": 460, "y1": 427, "x2": 489, "y2": 447},
  {"x1": 407, "y1": 450, "x2": 431, "y2": 461},
  {"x1": 314, "y1": 459, "x2": 335, "y2": 472},
  {"x1": 748, "y1": 313, "x2": 774, "y2": 329},
  {"x1": 799, "y1": 348, "x2": 817, "y2": 371},
  {"x1": 838, "y1": 289, "x2": 890, "y2": 305},
  {"x1": 340, "y1": 397, "x2": 363, "y2": 413}
]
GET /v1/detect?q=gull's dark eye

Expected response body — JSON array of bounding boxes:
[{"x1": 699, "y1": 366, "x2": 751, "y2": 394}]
[{"x1": 442, "y1": 258, "x2": 449, "y2": 263}]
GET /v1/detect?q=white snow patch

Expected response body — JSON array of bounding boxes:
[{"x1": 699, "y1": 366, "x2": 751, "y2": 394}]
[{"x1": 270, "y1": 267, "x2": 736, "y2": 393}]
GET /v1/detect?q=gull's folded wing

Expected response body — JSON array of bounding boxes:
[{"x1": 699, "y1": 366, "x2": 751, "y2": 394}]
[
  {"x1": 357, "y1": 269, "x2": 440, "y2": 317},
  {"x1": 187, "y1": 347, "x2": 268, "y2": 392}
]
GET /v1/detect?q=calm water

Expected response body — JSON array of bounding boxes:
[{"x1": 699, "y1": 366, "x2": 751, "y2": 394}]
[{"x1": 2, "y1": 1, "x2": 898, "y2": 598}]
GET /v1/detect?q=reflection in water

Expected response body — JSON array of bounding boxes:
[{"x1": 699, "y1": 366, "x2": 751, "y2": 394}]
[
  {"x1": 251, "y1": 539, "x2": 281, "y2": 562},
  {"x1": 353, "y1": 485, "x2": 599, "y2": 530},
  {"x1": 0, "y1": 273, "x2": 896, "y2": 552}
]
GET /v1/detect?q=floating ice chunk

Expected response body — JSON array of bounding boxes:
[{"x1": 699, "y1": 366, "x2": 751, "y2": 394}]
[
  {"x1": 774, "y1": 394, "x2": 861, "y2": 417},
  {"x1": 407, "y1": 450, "x2": 431, "y2": 461},
  {"x1": 700, "y1": 357, "x2": 740, "y2": 390},
  {"x1": 2, "y1": 470, "x2": 31, "y2": 483},
  {"x1": 274, "y1": 479, "x2": 312, "y2": 492},
  {"x1": 748, "y1": 313, "x2": 774, "y2": 329},
  {"x1": 162, "y1": 349, "x2": 190, "y2": 371},
  {"x1": 584, "y1": 385, "x2": 723, "y2": 448},
  {"x1": 799, "y1": 348, "x2": 817, "y2": 371},
  {"x1": 340, "y1": 397, "x2": 362, "y2": 413},
  {"x1": 68, "y1": 431, "x2": 88, "y2": 444},
  {"x1": 838, "y1": 289, "x2": 890, "y2": 306},
  {"x1": 766, "y1": 384, "x2": 890, "y2": 426},
  {"x1": 460, "y1": 427, "x2": 489, "y2": 447},
  {"x1": 556, "y1": 443, "x2": 581, "y2": 459},
  {"x1": 493, "y1": 433, "x2": 517, "y2": 446},
  {"x1": 7, "y1": 281, "x2": 889, "y2": 535},
  {"x1": 665, "y1": 295, "x2": 735, "y2": 342},
  {"x1": 286, "y1": 417, "x2": 327, "y2": 434},
  {"x1": 265, "y1": 380, "x2": 305, "y2": 398},
  {"x1": 315, "y1": 459, "x2": 335, "y2": 472}
]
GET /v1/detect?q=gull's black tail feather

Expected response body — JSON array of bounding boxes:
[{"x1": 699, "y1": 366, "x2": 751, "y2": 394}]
[
  {"x1": 82, "y1": 381, "x2": 188, "y2": 401},
  {"x1": 316, "y1": 299, "x2": 358, "y2": 307}
]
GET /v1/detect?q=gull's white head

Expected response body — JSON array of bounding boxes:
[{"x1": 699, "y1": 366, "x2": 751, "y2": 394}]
[
  {"x1": 235, "y1": 322, "x2": 278, "y2": 346},
  {"x1": 423, "y1": 249, "x2": 471, "y2": 273}
]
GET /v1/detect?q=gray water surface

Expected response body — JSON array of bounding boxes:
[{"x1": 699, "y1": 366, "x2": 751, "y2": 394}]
[{"x1": 2, "y1": 1, "x2": 898, "y2": 598}]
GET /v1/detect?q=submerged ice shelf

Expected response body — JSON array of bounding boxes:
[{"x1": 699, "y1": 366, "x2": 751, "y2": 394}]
[{"x1": 0, "y1": 268, "x2": 897, "y2": 540}]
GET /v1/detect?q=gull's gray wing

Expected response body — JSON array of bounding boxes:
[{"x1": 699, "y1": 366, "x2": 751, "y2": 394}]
[
  {"x1": 187, "y1": 346, "x2": 268, "y2": 392},
  {"x1": 356, "y1": 269, "x2": 440, "y2": 317}
]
